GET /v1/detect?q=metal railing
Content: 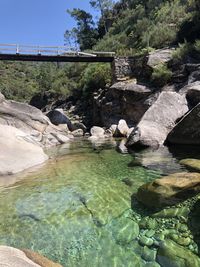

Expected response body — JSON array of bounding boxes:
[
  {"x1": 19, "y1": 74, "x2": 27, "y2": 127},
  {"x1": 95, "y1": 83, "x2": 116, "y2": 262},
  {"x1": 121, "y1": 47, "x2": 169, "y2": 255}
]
[{"x1": 0, "y1": 43, "x2": 115, "y2": 57}]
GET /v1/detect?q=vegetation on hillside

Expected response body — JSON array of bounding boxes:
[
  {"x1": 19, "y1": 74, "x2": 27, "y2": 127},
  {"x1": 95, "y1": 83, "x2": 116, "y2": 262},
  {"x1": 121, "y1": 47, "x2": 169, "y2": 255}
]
[{"x1": 0, "y1": 0, "x2": 199, "y2": 102}]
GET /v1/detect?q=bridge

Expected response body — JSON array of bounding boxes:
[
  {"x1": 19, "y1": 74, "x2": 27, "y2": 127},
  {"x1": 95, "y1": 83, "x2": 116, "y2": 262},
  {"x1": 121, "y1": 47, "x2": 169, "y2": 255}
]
[{"x1": 0, "y1": 44, "x2": 115, "y2": 63}]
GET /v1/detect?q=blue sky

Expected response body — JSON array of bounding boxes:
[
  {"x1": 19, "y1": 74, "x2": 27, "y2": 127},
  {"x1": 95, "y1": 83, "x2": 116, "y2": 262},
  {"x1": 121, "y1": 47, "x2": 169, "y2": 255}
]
[{"x1": 0, "y1": 0, "x2": 98, "y2": 46}]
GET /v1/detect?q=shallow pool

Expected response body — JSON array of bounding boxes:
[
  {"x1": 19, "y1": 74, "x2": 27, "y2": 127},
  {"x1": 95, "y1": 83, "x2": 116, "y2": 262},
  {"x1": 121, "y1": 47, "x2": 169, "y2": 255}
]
[{"x1": 0, "y1": 139, "x2": 199, "y2": 266}]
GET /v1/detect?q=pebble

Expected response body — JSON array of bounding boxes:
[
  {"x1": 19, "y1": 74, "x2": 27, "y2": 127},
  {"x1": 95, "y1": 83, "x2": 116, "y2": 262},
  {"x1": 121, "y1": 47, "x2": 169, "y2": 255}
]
[
  {"x1": 139, "y1": 236, "x2": 154, "y2": 247},
  {"x1": 145, "y1": 229, "x2": 156, "y2": 238},
  {"x1": 177, "y1": 223, "x2": 188, "y2": 232},
  {"x1": 176, "y1": 237, "x2": 191, "y2": 246},
  {"x1": 154, "y1": 233, "x2": 165, "y2": 241},
  {"x1": 145, "y1": 263, "x2": 160, "y2": 267},
  {"x1": 141, "y1": 246, "x2": 157, "y2": 262}
]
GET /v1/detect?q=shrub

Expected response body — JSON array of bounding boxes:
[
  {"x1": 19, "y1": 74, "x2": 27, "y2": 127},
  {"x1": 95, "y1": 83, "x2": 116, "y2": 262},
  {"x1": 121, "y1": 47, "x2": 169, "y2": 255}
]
[
  {"x1": 194, "y1": 39, "x2": 200, "y2": 53},
  {"x1": 172, "y1": 42, "x2": 193, "y2": 61},
  {"x1": 80, "y1": 63, "x2": 111, "y2": 95},
  {"x1": 151, "y1": 64, "x2": 172, "y2": 87}
]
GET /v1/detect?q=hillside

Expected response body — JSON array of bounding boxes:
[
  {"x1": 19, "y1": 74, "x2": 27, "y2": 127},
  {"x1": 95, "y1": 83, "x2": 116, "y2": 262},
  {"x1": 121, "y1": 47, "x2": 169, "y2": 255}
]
[{"x1": 0, "y1": 0, "x2": 199, "y2": 102}]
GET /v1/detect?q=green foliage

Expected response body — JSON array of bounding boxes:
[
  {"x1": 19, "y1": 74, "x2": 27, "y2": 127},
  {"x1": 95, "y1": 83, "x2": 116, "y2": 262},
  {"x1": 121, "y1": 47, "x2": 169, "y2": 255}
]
[
  {"x1": 172, "y1": 42, "x2": 193, "y2": 61},
  {"x1": 80, "y1": 63, "x2": 111, "y2": 95},
  {"x1": 66, "y1": 8, "x2": 99, "y2": 50},
  {"x1": 194, "y1": 39, "x2": 200, "y2": 53},
  {"x1": 151, "y1": 64, "x2": 172, "y2": 87},
  {"x1": 0, "y1": 60, "x2": 112, "y2": 103}
]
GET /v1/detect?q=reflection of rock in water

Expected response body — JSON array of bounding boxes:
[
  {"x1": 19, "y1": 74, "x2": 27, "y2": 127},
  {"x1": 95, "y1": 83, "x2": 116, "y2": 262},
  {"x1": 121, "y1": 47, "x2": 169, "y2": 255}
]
[
  {"x1": 132, "y1": 146, "x2": 185, "y2": 175},
  {"x1": 75, "y1": 193, "x2": 103, "y2": 228}
]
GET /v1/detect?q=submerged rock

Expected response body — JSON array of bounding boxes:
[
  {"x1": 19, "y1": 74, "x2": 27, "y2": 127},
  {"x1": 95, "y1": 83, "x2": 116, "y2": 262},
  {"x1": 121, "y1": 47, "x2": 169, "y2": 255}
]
[
  {"x1": 137, "y1": 172, "x2": 200, "y2": 208},
  {"x1": 126, "y1": 92, "x2": 188, "y2": 148},
  {"x1": 157, "y1": 240, "x2": 200, "y2": 267},
  {"x1": 139, "y1": 236, "x2": 154, "y2": 247},
  {"x1": 180, "y1": 159, "x2": 200, "y2": 172},
  {"x1": 110, "y1": 216, "x2": 139, "y2": 244},
  {"x1": 152, "y1": 206, "x2": 190, "y2": 219},
  {"x1": 23, "y1": 249, "x2": 62, "y2": 267},
  {"x1": 141, "y1": 246, "x2": 157, "y2": 262},
  {"x1": 0, "y1": 246, "x2": 62, "y2": 267}
]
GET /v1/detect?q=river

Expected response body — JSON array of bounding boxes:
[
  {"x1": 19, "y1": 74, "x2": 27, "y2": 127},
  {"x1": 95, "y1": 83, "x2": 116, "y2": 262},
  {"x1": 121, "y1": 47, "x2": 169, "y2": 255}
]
[{"x1": 0, "y1": 138, "x2": 199, "y2": 266}]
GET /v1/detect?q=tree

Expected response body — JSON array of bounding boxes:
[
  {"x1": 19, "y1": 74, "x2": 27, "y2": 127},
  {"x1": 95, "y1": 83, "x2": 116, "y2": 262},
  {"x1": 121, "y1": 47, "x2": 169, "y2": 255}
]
[
  {"x1": 67, "y1": 8, "x2": 99, "y2": 50},
  {"x1": 90, "y1": 0, "x2": 114, "y2": 33},
  {"x1": 64, "y1": 28, "x2": 78, "y2": 49}
]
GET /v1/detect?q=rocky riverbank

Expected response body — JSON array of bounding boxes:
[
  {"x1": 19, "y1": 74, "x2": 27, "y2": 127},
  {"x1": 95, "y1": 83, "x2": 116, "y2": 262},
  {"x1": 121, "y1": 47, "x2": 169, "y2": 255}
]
[
  {"x1": 28, "y1": 48, "x2": 200, "y2": 152},
  {"x1": 0, "y1": 246, "x2": 62, "y2": 266},
  {"x1": 0, "y1": 92, "x2": 72, "y2": 175}
]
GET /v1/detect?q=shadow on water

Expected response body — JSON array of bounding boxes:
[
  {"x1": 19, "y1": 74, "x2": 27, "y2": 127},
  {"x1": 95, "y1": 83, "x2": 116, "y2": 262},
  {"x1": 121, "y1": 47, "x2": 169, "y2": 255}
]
[{"x1": 168, "y1": 144, "x2": 200, "y2": 161}]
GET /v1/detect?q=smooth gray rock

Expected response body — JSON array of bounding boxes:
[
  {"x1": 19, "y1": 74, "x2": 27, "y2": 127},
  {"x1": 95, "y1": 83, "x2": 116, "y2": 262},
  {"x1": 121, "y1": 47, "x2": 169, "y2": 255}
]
[
  {"x1": 0, "y1": 94, "x2": 70, "y2": 147},
  {"x1": 93, "y1": 82, "x2": 153, "y2": 127},
  {"x1": 0, "y1": 92, "x2": 5, "y2": 103},
  {"x1": 137, "y1": 172, "x2": 200, "y2": 208},
  {"x1": 126, "y1": 92, "x2": 188, "y2": 148},
  {"x1": 167, "y1": 103, "x2": 200, "y2": 145},
  {"x1": 179, "y1": 81, "x2": 200, "y2": 108},
  {"x1": 90, "y1": 126, "x2": 105, "y2": 137},
  {"x1": 147, "y1": 48, "x2": 174, "y2": 68},
  {"x1": 0, "y1": 246, "x2": 62, "y2": 267},
  {"x1": 110, "y1": 81, "x2": 151, "y2": 94},
  {"x1": 71, "y1": 121, "x2": 87, "y2": 132},
  {"x1": 72, "y1": 129, "x2": 84, "y2": 137},
  {"x1": 47, "y1": 109, "x2": 72, "y2": 129},
  {"x1": 0, "y1": 125, "x2": 48, "y2": 175},
  {"x1": 157, "y1": 240, "x2": 200, "y2": 267},
  {"x1": 114, "y1": 119, "x2": 130, "y2": 137},
  {"x1": 188, "y1": 70, "x2": 200, "y2": 84}
]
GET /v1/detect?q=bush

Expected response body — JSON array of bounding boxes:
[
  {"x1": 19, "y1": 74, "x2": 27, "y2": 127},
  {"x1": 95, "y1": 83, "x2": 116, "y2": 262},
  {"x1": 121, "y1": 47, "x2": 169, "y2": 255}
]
[
  {"x1": 172, "y1": 42, "x2": 193, "y2": 61},
  {"x1": 151, "y1": 64, "x2": 172, "y2": 87},
  {"x1": 194, "y1": 39, "x2": 200, "y2": 53},
  {"x1": 80, "y1": 63, "x2": 111, "y2": 95}
]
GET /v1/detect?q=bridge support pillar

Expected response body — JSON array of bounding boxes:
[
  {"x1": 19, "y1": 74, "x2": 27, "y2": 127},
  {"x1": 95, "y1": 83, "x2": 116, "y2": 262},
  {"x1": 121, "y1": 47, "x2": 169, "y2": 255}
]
[{"x1": 111, "y1": 55, "x2": 148, "y2": 83}]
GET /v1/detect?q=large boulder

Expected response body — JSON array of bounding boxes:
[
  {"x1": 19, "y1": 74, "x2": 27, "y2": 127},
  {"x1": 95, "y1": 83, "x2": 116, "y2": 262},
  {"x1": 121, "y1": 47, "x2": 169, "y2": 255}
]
[
  {"x1": 179, "y1": 81, "x2": 200, "y2": 108},
  {"x1": 157, "y1": 240, "x2": 200, "y2": 267},
  {"x1": 180, "y1": 158, "x2": 200, "y2": 172},
  {"x1": 114, "y1": 119, "x2": 130, "y2": 137},
  {"x1": 126, "y1": 92, "x2": 188, "y2": 148},
  {"x1": 0, "y1": 125, "x2": 48, "y2": 175},
  {"x1": 147, "y1": 48, "x2": 174, "y2": 68},
  {"x1": 167, "y1": 103, "x2": 200, "y2": 145},
  {"x1": 0, "y1": 246, "x2": 62, "y2": 267},
  {"x1": 0, "y1": 94, "x2": 70, "y2": 147},
  {"x1": 46, "y1": 109, "x2": 72, "y2": 130},
  {"x1": 92, "y1": 81, "x2": 153, "y2": 127},
  {"x1": 137, "y1": 172, "x2": 200, "y2": 208}
]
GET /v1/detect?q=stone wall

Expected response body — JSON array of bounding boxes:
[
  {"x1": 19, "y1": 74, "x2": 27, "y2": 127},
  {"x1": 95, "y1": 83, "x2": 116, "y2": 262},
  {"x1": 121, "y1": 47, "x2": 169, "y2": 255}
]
[{"x1": 112, "y1": 55, "x2": 150, "y2": 82}]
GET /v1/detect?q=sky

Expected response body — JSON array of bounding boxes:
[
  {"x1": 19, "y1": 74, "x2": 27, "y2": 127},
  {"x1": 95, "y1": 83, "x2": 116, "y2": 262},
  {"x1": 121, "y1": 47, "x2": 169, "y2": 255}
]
[{"x1": 0, "y1": 0, "x2": 98, "y2": 46}]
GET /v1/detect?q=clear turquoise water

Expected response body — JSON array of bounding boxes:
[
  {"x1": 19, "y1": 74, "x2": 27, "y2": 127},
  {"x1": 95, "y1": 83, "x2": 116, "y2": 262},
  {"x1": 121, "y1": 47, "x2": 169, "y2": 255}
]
[{"x1": 0, "y1": 139, "x2": 193, "y2": 266}]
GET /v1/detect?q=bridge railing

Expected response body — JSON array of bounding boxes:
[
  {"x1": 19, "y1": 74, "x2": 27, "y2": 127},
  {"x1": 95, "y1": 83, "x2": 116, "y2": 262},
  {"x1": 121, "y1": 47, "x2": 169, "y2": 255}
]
[{"x1": 0, "y1": 44, "x2": 115, "y2": 57}]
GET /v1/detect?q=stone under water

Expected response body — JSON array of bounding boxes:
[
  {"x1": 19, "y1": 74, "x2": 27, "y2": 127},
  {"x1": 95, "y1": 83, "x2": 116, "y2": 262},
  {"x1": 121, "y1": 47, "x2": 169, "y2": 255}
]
[{"x1": 0, "y1": 139, "x2": 200, "y2": 266}]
